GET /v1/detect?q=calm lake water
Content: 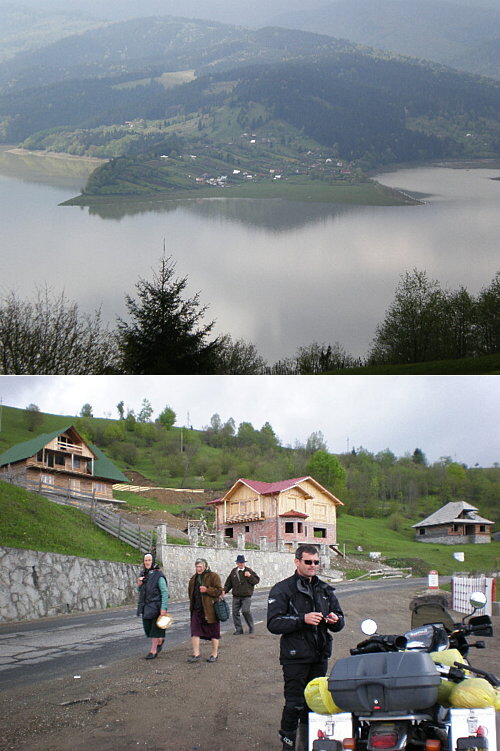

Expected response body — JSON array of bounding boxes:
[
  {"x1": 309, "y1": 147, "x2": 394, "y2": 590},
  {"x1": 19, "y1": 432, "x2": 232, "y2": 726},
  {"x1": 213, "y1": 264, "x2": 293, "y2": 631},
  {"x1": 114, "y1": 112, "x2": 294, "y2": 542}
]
[{"x1": 0, "y1": 146, "x2": 499, "y2": 362}]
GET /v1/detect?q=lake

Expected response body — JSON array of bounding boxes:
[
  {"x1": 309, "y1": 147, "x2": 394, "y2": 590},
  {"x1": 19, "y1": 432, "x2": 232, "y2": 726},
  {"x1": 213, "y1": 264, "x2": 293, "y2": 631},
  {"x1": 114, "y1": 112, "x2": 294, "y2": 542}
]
[{"x1": 0, "y1": 146, "x2": 498, "y2": 363}]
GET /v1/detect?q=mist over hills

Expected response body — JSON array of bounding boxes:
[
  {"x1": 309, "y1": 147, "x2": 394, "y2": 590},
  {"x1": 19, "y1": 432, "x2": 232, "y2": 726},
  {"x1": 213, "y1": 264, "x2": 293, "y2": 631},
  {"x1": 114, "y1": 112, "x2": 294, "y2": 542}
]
[
  {"x1": 0, "y1": 12, "x2": 499, "y2": 176},
  {"x1": 0, "y1": 3, "x2": 499, "y2": 185},
  {"x1": 1, "y1": 0, "x2": 500, "y2": 80},
  {"x1": 274, "y1": 0, "x2": 500, "y2": 80}
]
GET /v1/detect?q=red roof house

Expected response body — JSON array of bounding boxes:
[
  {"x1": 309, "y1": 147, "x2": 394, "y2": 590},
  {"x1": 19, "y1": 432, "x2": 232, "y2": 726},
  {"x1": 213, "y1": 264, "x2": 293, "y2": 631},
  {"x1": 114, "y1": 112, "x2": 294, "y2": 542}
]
[{"x1": 209, "y1": 476, "x2": 343, "y2": 549}]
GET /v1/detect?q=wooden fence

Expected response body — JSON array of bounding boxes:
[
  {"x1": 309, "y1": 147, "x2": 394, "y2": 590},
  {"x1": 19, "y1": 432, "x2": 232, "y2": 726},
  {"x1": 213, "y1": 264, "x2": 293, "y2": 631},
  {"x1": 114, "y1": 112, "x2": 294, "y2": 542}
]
[{"x1": 89, "y1": 505, "x2": 153, "y2": 554}]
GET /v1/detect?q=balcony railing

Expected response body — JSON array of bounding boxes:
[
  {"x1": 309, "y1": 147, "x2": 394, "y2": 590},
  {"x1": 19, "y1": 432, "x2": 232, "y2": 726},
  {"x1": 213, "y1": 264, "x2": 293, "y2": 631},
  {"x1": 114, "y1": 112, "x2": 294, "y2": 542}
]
[
  {"x1": 225, "y1": 511, "x2": 263, "y2": 523},
  {"x1": 56, "y1": 440, "x2": 83, "y2": 454}
]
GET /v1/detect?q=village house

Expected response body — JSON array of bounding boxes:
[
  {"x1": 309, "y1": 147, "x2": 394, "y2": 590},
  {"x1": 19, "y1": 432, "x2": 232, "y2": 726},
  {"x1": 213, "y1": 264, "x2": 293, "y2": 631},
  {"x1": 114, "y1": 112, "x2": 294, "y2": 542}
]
[
  {"x1": 412, "y1": 501, "x2": 494, "y2": 544},
  {"x1": 0, "y1": 425, "x2": 127, "y2": 501},
  {"x1": 208, "y1": 476, "x2": 343, "y2": 550}
]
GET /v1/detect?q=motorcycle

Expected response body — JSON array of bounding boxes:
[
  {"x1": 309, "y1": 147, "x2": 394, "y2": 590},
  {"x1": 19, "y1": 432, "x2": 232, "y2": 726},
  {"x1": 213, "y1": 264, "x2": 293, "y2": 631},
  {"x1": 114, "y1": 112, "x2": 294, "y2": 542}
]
[{"x1": 312, "y1": 592, "x2": 497, "y2": 751}]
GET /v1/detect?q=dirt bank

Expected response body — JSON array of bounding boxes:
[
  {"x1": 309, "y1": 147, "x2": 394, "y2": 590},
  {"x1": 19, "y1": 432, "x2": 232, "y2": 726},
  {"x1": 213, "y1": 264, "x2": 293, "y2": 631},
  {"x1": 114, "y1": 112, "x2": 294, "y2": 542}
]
[{"x1": 1, "y1": 584, "x2": 498, "y2": 751}]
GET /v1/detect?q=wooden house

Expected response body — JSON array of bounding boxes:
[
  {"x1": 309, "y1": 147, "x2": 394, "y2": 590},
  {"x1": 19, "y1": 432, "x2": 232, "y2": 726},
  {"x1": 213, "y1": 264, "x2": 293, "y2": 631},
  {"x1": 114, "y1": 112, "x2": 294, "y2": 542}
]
[
  {"x1": 412, "y1": 501, "x2": 493, "y2": 544},
  {"x1": 208, "y1": 476, "x2": 343, "y2": 550},
  {"x1": 0, "y1": 425, "x2": 127, "y2": 500}
]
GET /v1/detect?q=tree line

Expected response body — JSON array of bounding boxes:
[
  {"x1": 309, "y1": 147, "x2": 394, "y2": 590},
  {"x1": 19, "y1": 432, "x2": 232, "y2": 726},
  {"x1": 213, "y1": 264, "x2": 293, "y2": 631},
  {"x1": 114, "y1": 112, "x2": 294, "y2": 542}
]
[
  {"x1": 0, "y1": 257, "x2": 498, "y2": 374},
  {"x1": 58, "y1": 404, "x2": 498, "y2": 527}
]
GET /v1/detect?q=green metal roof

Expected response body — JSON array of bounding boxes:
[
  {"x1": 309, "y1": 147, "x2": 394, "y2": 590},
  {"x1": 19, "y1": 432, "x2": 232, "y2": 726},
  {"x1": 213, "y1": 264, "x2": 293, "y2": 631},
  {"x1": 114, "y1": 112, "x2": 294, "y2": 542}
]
[
  {"x1": 0, "y1": 425, "x2": 128, "y2": 483},
  {"x1": 89, "y1": 442, "x2": 128, "y2": 483}
]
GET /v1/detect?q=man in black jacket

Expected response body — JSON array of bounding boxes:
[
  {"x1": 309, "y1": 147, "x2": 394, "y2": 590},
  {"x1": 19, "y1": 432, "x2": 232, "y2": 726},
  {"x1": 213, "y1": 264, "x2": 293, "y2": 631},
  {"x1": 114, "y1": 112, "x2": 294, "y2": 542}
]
[
  {"x1": 223, "y1": 554, "x2": 260, "y2": 634},
  {"x1": 267, "y1": 544, "x2": 344, "y2": 751}
]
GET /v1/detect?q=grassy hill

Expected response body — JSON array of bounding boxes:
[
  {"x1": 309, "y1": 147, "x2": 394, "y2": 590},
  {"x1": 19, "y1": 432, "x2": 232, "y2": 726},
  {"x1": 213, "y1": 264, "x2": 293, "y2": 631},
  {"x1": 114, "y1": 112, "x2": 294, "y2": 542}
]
[
  {"x1": 1, "y1": 478, "x2": 497, "y2": 577},
  {"x1": 0, "y1": 480, "x2": 139, "y2": 563}
]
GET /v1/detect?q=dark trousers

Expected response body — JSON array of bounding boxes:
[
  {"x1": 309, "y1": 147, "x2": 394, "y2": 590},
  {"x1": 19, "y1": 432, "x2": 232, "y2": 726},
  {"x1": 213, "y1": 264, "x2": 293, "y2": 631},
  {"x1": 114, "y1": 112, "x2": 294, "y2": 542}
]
[
  {"x1": 281, "y1": 659, "x2": 328, "y2": 733},
  {"x1": 232, "y1": 596, "x2": 254, "y2": 632}
]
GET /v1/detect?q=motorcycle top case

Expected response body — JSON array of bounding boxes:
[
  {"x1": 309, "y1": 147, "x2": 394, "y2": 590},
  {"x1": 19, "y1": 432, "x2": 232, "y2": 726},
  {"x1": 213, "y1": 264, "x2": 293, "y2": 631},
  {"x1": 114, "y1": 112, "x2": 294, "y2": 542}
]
[{"x1": 328, "y1": 651, "x2": 441, "y2": 713}]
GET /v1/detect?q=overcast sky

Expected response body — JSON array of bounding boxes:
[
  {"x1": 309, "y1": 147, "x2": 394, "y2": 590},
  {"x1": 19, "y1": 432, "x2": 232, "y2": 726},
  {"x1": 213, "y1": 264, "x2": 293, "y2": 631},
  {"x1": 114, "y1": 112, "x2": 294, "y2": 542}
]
[{"x1": 0, "y1": 375, "x2": 498, "y2": 468}]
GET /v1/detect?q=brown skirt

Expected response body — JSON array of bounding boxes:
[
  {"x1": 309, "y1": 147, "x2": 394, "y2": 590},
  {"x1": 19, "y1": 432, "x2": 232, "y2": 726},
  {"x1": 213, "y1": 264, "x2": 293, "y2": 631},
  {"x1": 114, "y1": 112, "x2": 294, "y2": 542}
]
[{"x1": 190, "y1": 609, "x2": 221, "y2": 640}]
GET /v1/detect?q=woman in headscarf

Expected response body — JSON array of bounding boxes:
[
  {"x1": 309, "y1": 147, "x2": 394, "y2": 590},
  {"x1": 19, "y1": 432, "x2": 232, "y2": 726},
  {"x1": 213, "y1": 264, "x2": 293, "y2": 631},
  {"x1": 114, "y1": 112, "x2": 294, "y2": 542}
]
[
  {"x1": 136, "y1": 552, "x2": 169, "y2": 659},
  {"x1": 187, "y1": 558, "x2": 222, "y2": 663}
]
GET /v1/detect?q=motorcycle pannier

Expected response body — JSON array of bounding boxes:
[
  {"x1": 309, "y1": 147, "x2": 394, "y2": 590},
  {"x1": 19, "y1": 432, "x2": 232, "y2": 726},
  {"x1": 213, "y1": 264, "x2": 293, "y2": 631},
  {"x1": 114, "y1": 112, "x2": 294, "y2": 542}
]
[{"x1": 328, "y1": 652, "x2": 440, "y2": 713}]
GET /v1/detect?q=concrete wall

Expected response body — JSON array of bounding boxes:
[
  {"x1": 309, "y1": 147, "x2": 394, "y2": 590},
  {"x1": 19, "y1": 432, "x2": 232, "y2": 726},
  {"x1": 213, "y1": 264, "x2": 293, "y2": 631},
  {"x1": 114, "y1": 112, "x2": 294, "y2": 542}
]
[
  {"x1": 159, "y1": 544, "x2": 308, "y2": 600},
  {"x1": 0, "y1": 540, "x2": 343, "y2": 623}
]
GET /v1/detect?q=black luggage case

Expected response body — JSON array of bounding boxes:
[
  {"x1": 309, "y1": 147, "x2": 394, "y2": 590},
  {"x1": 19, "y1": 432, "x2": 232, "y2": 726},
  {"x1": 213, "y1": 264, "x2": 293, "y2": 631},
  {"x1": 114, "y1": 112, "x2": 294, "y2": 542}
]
[{"x1": 328, "y1": 651, "x2": 440, "y2": 713}]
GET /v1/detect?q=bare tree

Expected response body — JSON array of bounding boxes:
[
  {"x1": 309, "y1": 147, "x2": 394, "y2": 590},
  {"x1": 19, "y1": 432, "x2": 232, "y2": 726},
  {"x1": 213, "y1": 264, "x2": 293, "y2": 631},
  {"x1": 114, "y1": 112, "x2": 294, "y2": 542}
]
[
  {"x1": 0, "y1": 287, "x2": 119, "y2": 374},
  {"x1": 214, "y1": 334, "x2": 267, "y2": 374}
]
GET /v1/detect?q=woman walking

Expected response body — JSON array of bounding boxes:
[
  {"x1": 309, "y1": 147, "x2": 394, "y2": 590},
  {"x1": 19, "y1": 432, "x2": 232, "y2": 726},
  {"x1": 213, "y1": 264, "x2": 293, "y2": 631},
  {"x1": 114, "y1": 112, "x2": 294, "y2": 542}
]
[
  {"x1": 187, "y1": 558, "x2": 222, "y2": 663},
  {"x1": 136, "y1": 552, "x2": 169, "y2": 659}
]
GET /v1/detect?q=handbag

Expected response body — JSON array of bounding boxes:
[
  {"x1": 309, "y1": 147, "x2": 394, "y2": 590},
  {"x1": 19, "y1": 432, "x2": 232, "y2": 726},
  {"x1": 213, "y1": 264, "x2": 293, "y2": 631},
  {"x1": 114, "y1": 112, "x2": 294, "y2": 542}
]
[
  {"x1": 156, "y1": 613, "x2": 173, "y2": 629},
  {"x1": 214, "y1": 597, "x2": 230, "y2": 622}
]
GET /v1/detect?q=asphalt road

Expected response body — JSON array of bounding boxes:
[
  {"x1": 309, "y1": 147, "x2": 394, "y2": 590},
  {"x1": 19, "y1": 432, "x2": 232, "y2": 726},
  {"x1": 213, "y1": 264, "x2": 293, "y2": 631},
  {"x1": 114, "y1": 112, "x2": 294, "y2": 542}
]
[{"x1": 0, "y1": 578, "x2": 430, "y2": 691}]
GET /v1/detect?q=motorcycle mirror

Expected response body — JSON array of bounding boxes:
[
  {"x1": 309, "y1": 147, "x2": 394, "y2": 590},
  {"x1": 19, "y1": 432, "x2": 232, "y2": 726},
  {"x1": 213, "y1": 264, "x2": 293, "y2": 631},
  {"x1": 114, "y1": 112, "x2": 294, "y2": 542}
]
[
  {"x1": 361, "y1": 618, "x2": 378, "y2": 635},
  {"x1": 469, "y1": 591, "x2": 487, "y2": 609}
]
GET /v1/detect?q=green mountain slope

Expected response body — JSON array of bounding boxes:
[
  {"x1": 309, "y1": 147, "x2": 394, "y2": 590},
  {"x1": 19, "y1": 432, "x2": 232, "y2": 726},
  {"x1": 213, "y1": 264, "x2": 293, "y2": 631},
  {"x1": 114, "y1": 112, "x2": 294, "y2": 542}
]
[{"x1": 1, "y1": 14, "x2": 499, "y2": 182}]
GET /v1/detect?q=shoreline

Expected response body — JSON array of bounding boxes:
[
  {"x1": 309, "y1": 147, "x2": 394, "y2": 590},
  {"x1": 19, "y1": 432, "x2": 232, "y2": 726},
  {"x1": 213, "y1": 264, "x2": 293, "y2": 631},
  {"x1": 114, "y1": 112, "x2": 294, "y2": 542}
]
[{"x1": 6, "y1": 146, "x2": 107, "y2": 166}]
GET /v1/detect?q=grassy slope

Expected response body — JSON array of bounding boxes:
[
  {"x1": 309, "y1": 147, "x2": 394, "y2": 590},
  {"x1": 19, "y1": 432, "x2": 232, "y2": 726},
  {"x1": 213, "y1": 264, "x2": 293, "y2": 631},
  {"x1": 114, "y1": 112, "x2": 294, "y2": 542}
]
[
  {"x1": 0, "y1": 480, "x2": 139, "y2": 563},
  {"x1": 337, "y1": 513, "x2": 500, "y2": 577},
  {"x1": 328, "y1": 353, "x2": 500, "y2": 375},
  {"x1": 1, "y1": 478, "x2": 498, "y2": 576}
]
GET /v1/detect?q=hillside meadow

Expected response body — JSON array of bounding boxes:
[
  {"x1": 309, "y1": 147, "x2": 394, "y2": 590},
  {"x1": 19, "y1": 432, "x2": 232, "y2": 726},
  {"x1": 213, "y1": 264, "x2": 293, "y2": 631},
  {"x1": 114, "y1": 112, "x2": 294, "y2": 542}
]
[{"x1": 0, "y1": 480, "x2": 498, "y2": 580}]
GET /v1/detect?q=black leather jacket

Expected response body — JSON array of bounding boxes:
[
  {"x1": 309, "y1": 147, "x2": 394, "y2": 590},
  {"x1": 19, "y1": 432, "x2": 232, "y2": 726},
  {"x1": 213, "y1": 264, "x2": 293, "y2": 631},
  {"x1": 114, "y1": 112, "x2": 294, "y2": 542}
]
[{"x1": 267, "y1": 571, "x2": 344, "y2": 664}]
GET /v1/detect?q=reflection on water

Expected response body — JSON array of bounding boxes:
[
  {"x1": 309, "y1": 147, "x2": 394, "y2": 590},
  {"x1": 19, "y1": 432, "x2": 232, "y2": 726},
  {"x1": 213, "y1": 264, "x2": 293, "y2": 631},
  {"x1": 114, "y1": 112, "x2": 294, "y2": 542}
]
[
  {"x1": 84, "y1": 193, "x2": 361, "y2": 230},
  {"x1": 0, "y1": 149, "x2": 499, "y2": 363}
]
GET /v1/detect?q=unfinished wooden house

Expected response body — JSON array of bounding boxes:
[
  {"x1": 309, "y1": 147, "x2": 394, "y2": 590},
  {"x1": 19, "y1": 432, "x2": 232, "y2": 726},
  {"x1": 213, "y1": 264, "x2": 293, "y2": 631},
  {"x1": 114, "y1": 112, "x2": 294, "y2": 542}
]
[
  {"x1": 209, "y1": 476, "x2": 343, "y2": 550},
  {"x1": 0, "y1": 425, "x2": 127, "y2": 500}
]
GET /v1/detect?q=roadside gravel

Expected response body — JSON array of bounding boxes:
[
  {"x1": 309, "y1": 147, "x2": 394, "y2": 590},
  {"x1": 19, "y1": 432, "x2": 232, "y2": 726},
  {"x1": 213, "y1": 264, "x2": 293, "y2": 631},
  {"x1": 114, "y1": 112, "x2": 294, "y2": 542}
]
[{"x1": 1, "y1": 583, "x2": 498, "y2": 751}]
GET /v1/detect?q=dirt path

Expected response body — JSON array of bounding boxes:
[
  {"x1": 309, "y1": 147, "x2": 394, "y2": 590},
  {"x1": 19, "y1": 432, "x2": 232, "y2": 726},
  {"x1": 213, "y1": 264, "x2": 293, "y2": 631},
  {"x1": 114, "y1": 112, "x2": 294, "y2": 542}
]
[{"x1": 1, "y1": 584, "x2": 498, "y2": 751}]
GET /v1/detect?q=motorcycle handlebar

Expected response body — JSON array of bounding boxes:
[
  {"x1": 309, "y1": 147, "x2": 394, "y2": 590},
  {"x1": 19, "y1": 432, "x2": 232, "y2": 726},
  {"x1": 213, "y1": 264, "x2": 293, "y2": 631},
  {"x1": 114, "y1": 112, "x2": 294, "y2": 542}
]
[{"x1": 350, "y1": 634, "x2": 407, "y2": 655}]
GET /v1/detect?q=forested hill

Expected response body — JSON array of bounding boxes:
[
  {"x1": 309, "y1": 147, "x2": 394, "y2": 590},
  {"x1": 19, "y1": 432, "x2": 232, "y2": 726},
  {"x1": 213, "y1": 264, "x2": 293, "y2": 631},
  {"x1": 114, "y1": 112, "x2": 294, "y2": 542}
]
[
  {"x1": 1, "y1": 404, "x2": 498, "y2": 529},
  {"x1": 0, "y1": 15, "x2": 499, "y2": 181}
]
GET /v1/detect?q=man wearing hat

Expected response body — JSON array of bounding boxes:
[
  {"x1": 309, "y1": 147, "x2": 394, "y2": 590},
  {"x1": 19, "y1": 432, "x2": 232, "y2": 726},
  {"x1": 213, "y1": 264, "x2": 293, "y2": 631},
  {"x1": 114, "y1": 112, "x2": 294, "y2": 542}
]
[{"x1": 223, "y1": 554, "x2": 260, "y2": 635}]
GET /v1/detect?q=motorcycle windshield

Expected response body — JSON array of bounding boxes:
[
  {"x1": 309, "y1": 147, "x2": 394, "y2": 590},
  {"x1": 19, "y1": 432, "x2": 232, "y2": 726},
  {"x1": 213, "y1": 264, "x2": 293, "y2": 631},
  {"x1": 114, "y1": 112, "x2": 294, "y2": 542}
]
[{"x1": 404, "y1": 624, "x2": 449, "y2": 651}]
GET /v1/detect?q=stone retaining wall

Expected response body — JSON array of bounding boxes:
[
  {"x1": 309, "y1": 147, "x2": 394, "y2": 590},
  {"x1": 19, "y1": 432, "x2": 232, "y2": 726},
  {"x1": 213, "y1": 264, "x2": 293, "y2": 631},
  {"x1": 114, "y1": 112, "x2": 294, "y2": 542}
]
[
  {"x1": 0, "y1": 546, "x2": 137, "y2": 622},
  {"x1": 0, "y1": 542, "x2": 343, "y2": 623}
]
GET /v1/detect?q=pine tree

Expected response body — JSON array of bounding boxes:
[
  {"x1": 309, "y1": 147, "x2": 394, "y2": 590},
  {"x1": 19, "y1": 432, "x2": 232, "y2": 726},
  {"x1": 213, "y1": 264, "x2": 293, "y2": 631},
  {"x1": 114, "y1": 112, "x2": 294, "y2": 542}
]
[{"x1": 117, "y1": 254, "x2": 221, "y2": 374}]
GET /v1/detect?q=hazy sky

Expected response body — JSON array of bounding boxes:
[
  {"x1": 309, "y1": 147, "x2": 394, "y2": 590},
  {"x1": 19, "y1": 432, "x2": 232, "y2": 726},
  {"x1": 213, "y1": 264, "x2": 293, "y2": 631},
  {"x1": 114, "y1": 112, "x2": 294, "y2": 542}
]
[{"x1": 0, "y1": 375, "x2": 498, "y2": 468}]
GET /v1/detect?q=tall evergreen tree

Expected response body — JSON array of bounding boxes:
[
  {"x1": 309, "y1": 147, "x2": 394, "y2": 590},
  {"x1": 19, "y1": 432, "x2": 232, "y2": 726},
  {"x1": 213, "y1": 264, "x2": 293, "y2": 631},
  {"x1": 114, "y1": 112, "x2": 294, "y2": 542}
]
[{"x1": 117, "y1": 255, "x2": 221, "y2": 374}]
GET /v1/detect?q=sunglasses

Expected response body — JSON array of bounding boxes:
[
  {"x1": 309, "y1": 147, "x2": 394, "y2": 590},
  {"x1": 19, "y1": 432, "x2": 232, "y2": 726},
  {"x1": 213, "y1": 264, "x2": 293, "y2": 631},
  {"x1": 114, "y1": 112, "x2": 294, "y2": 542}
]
[{"x1": 302, "y1": 559, "x2": 320, "y2": 565}]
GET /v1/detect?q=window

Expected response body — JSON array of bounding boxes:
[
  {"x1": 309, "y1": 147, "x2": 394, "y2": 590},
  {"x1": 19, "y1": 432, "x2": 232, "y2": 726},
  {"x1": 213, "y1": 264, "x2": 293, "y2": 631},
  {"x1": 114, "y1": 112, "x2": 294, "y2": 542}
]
[
  {"x1": 225, "y1": 528, "x2": 234, "y2": 538},
  {"x1": 73, "y1": 457, "x2": 81, "y2": 469},
  {"x1": 93, "y1": 482, "x2": 106, "y2": 494},
  {"x1": 479, "y1": 525, "x2": 486, "y2": 533},
  {"x1": 37, "y1": 450, "x2": 44, "y2": 462},
  {"x1": 285, "y1": 522, "x2": 294, "y2": 534},
  {"x1": 313, "y1": 527, "x2": 326, "y2": 538},
  {"x1": 297, "y1": 522, "x2": 303, "y2": 533},
  {"x1": 41, "y1": 474, "x2": 54, "y2": 485},
  {"x1": 70, "y1": 479, "x2": 81, "y2": 491},
  {"x1": 419, "y1": 528, "x2": 426, "y2": 535},
  {"x1": 244, "y1": 526, "x2": 250, "y2": 533},
  {"x1": 55, "y1": 453, "x2": 65, "y2": 466}
]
